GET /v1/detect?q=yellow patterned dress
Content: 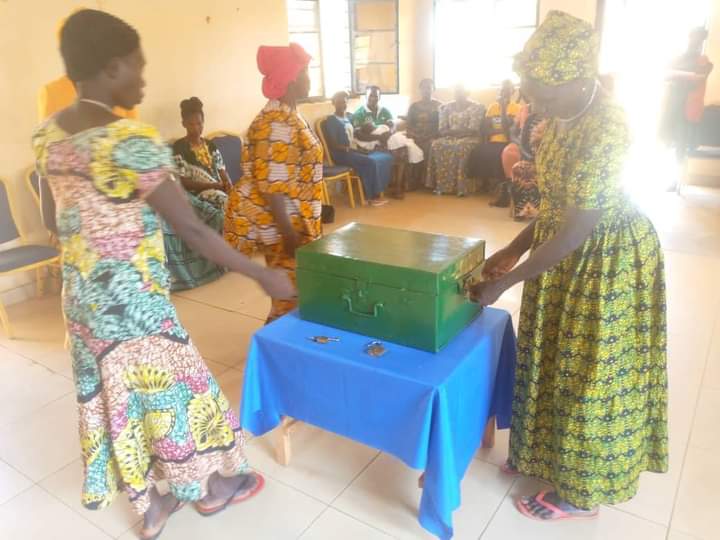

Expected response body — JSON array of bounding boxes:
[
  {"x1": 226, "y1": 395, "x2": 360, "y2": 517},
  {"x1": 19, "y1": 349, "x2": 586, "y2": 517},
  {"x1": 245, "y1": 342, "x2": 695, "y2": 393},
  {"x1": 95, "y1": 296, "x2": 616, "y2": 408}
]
[
  {"x1": 509, "y1": 99, "x2": 668, "y2": 509},
  {"x1": 225, "y1": 100, "x2": 323, "y2": 322},
  {"x1": 32, "y1": 119, "x2": 248, "y2": 515}
]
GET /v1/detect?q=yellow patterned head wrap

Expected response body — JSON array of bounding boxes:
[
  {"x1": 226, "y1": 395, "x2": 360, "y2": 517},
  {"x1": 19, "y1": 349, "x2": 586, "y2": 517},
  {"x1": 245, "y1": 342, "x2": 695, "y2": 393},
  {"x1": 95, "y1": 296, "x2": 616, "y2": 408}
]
[{"x1": 514, "y1": 10, "x2": 599, "y2": 86}]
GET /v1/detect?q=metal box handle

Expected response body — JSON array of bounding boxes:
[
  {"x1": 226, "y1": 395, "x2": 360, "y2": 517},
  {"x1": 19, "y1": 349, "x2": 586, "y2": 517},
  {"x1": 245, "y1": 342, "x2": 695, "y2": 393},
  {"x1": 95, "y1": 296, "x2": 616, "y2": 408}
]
[
  {"x1": 458, "y1": 262, "x2": 486, "y2": 295},
  {"x1": 341, "y1": 294, "x2": 384, "y2": 318}
]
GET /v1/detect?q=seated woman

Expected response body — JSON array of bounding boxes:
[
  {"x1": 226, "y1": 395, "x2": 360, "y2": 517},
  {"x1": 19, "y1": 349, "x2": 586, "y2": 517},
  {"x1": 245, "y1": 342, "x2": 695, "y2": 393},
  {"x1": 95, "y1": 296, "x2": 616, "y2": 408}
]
[
  {"x1": 163, "y1": 97, "x2": 228, "y2": 290},
  {"x1": 172, "y1": 97, "x2": 231, "y2": 209},
  {"x1": 425, "y1": 85, "x2": 485, "y2": 196},
  {"x1": 467, "y1": 80, "x2": 521, "y2": 193},
  {"x1": 506, "y1": 111, "x2": 547, "y2": 220},
  {"x1": 324, "y1": 91, "x2": 393, "y2": 207},
  {"x1": 406, "y1": 78, "x2": 442, "y2": 189}
]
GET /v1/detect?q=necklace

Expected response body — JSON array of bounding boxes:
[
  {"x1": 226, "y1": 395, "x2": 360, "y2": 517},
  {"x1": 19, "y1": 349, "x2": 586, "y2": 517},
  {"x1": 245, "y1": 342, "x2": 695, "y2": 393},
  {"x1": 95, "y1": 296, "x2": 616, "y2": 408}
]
[
  {"x1": 78, "y1": 98, "x2": 114, "y2": 114},
  {"x1": 556, "y1": 79, "x2": 599, "y2": 124}
]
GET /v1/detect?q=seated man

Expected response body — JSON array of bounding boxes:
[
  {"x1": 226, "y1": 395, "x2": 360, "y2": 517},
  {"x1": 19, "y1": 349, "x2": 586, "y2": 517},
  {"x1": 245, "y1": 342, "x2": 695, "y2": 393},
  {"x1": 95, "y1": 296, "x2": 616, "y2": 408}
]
[{"x1": 351, "y1": 86, "x2": 424, "y2": 165}]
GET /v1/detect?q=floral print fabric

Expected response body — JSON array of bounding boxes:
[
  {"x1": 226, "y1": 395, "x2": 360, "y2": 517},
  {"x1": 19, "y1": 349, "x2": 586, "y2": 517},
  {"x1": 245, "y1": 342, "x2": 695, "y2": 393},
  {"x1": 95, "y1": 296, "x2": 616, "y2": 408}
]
[{"x1": 32, "y1": 119, "x2": 247, "y2": 514}]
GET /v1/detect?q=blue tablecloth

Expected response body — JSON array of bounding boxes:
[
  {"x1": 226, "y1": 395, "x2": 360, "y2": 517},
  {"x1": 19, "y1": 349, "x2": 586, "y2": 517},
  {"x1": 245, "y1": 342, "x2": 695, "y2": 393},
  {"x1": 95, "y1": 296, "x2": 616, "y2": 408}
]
[{"x1": 240, "y1": 308, "x2": 516, "y2": 539}]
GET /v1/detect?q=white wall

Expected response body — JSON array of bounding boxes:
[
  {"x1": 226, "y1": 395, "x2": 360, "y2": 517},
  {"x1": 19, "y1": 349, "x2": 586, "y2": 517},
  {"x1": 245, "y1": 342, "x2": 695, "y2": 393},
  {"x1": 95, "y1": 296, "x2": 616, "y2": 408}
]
[{"x1": 0, "y1": 0, "x2": 290, "y2": 303}]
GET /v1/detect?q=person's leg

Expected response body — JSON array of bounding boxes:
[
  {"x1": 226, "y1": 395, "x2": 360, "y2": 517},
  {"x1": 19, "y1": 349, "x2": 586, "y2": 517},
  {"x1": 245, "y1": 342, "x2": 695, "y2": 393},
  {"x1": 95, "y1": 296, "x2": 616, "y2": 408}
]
[{"x1": 140, "y1": 488, "x2": 183, "y2": 539}]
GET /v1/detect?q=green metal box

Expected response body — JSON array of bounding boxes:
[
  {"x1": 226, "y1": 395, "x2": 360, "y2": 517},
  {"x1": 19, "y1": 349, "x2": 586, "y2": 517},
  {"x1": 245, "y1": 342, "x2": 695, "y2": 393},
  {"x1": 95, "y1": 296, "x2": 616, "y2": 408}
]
[{"x1": 296, "y1": 223, "x2": 485, "y2": 352}]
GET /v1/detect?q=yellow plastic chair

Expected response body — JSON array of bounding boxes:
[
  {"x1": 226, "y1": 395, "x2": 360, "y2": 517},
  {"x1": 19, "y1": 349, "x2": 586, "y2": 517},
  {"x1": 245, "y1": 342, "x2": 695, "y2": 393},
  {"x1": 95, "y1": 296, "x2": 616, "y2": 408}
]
[
  {"x1": 315, "y1": 118, "x2": 366, "y2": 208},
  {"x1": 0, "y1": 176, "x2": 61, "y2": 338}
]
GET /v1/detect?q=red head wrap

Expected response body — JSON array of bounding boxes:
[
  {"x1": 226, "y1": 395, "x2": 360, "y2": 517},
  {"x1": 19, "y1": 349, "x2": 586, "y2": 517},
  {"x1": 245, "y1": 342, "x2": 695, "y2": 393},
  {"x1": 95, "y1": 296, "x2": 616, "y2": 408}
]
[{"x1": 257, "y1": 43, "x2": 311, "y2": 100}]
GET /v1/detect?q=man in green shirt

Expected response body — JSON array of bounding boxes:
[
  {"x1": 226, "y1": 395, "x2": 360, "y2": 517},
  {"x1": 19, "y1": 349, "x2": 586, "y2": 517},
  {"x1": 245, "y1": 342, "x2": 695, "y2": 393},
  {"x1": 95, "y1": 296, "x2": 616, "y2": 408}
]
[{"x1": 352, "y1": 86, "x2": 394, "y2": 129}]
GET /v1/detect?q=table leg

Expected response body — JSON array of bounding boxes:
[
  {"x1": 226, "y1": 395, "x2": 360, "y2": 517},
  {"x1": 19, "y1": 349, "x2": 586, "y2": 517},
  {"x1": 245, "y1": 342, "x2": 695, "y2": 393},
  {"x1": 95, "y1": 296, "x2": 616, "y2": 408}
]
[
  {"x1": 275, "y1": 417, "x2": 298, "y2": 466},
  {"x1": 482, "y1": 416, "x2": 496, "y2": 449}
]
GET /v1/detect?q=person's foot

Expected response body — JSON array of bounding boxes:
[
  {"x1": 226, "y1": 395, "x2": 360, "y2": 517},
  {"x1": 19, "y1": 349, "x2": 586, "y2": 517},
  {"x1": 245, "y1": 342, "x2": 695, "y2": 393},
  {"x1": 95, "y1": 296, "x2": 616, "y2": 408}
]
[
  {"x1": 140, "y1": 489, "x2": 182, "y2": 540},
  {"x1": 500, "y1": 460, "x2": 519, "y2": 476},
  {"x1": 516, "y1": 491, "x2": 598, "y2": 521},
  {"x1": 195, "y1": 472, "x2": 264, "y2": 517},
  {"x1": 370, "y1": 198, "x2": 389, "y2": 206}
]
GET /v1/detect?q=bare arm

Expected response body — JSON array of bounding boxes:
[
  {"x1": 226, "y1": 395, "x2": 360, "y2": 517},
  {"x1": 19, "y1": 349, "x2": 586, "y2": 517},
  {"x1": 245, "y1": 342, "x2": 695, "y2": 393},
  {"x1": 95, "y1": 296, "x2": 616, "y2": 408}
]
[
  {"x1": 218, "y1": 169, "x2": 232, "y2": 192},
  {"x1": 473, "y1": 209, "x2": 600, "y2": 304},
  {"x1": 40, "y1": 177, "x2": 57, "y2": 235},
  {"x1": 500, "y1": 208, "x2": 600, "y2": 288},
  {"x1": 268, "y1": 193, "x2": 301, "y2": 257},
  {"x1": 178, "y1": 176, "x2": 221, "y2": 194}
]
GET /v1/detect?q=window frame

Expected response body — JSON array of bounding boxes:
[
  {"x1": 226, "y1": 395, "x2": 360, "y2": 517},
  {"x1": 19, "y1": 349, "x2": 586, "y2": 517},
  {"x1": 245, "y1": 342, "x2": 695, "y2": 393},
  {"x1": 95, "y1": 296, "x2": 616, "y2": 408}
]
[
  {"x1": 288, "y1": 0, "x2": 326, "y2": 99},
  {"x1": 348, "y1": 0, "x2": 400, "y2": 95},
  {"x1": 431, "y1": 0, "x2": 540, "y2": 89}
]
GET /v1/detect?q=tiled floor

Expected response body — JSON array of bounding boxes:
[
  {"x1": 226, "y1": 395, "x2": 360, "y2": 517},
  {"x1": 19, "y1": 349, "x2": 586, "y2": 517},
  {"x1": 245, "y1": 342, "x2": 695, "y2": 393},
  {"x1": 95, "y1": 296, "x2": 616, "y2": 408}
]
[{"x1": 1, "y1": 187, "x2": 719, "y2": 539}]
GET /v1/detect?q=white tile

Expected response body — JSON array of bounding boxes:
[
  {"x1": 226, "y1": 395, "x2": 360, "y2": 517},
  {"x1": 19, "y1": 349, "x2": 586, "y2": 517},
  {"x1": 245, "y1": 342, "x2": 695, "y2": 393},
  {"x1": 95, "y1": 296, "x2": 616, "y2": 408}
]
[
  {"x1": 173, "y1": 271, "x2": 271, "y2": 321},
  {"x1": 333, "y1": 453, "x2": 514, "y2": 539},
  {"x1": 667, "y1": 530, "x2": 702, "y2": 540},
  {"x1": 671, "y1": 446, "x2": 718, "y2": 540},
  {"x1": 0, "y1": 486, "x2": 112, "y2": 539},
  {"x1": 481, "y1": 477, "x2": 667, "y2": 540},
  {"x1": 301, "y1": 508, "x2": 393, "y2": 539},
  {"x1": 0, "y1": 296, "x2": 66, "y2": 361},
  {"x1": 664, "y1": 252, "x2": 720, "y2": 341},
  {"x1": 703, "y1": 317, "x2": 720, "y2": 391},
  {"x1": 0, "y1": 393, "x2": 80, "y2": 482},
  {"x1": 216, "y1": 367, "x2": 246, "y2": 415},
  {"x1": 0, "y1": 348, "x2": 73, "y2": 428},
  {"x1": 0, "y1": 460, "x2": 33, "y2": 506},
  {"x1": 118, "y1": 474, "x2": 326, "y2": 540},
  {"x1": 40, "y1": 459, "x2": 141, "y2": 538},
  {"x1": 246, "y1": 422, "x2": 379, "y2": 504},
  {"x1": 173, "y1": 297, "x2": 263, "y2": 368},
  {"x1": 688, "y1": 386, "x2": 720, "y2": 451},
  {"x1": 475, "y1": 426, "x2": 510, "y2": 468}
]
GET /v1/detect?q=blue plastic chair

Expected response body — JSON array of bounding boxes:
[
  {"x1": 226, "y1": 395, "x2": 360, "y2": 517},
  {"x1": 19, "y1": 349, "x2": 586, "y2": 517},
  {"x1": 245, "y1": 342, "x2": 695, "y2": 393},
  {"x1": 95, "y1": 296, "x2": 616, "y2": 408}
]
[
  {"x1": 207, "y1": 131, "x2": 243, "y2": 184},
  {"x1": 0, "y1": 176, "x2": 60, "y2": 338}
]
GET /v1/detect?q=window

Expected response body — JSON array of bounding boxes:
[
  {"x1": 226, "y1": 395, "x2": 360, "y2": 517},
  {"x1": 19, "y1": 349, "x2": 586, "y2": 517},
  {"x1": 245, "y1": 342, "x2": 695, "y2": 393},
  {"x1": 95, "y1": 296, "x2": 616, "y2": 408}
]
[
  {"x1": 349, "y1": 0, "x2": 399, "y2": 94},
  {"x1": 288, "y1": 0, "x2": 325, "y2": 98},
  {"x1": 434, "y1": 0, "x2": 539, "y2": 89},
  {"x1": 286, "y1": 0, "x2": 399, "y2": 98}
]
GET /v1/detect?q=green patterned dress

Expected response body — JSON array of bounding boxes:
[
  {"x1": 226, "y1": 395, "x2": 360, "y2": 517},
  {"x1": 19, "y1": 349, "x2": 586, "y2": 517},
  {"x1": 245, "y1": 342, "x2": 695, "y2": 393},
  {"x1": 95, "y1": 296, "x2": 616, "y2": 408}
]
[{"x1": 509, "y1": 99, "x2": 668, "y2": 509}]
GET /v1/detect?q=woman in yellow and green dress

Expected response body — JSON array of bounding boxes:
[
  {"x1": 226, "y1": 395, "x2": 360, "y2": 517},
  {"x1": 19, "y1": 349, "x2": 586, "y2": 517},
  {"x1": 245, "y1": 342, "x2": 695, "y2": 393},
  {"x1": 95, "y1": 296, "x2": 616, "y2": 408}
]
[{"x1": 471, "y1": 11, "x2": 668, "y2": 521}]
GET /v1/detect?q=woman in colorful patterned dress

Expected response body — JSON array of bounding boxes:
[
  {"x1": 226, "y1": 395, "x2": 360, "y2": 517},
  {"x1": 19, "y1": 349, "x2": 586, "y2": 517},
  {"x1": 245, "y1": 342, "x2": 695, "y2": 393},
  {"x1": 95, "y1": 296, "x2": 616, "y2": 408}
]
[
  {"x1": 162, "y1": 97, "x2": 229, "y2": 291},
  {"x1": 172, "y1": 97, "x2": 232, "y2": 208},
  {"x1": 32, "y1": 10, "x2": 294, "y2": 540},
  {"x1": 225, "y1": 44, "x2": 323, "y2": 323},
  {"x1": 425, "y1": 85, "x2": 485, "y2": 196},
  {"x1": 471, "y1": 11, "x2": 668, "y2": 521}
]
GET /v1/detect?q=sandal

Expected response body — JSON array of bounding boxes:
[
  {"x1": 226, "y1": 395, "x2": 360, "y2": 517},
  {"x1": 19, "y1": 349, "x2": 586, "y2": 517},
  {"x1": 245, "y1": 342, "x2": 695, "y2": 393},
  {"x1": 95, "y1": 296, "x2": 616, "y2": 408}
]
[
  {"x1": 194, "y1": 472, "x2": 265, "y2": 517},
  {"x1": 139, "y1": 500, "x2": 185, "y2": 540},
  {"x1": 500, "y1": 460, "x2": 520, "y2": 476},
  {"x1": 515, "y1": 490, "x2": 599, "y2": 522}
]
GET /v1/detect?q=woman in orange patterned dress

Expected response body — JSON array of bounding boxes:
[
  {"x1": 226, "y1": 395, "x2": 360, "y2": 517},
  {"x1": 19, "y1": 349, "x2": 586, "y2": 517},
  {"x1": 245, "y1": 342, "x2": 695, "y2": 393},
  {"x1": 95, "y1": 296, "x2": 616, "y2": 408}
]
[{"x1": 225, "y1": 44, "x2": 323, "y2": 323}]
